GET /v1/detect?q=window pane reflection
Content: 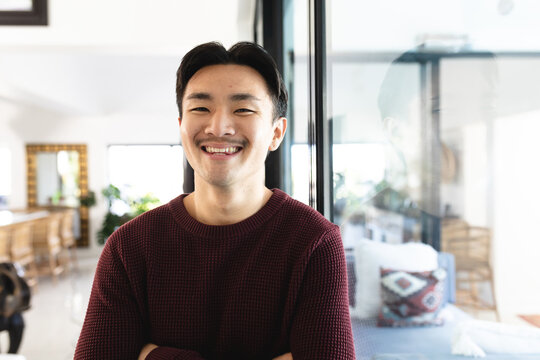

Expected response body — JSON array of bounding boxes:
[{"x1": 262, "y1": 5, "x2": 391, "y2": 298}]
[
  {"x1": 284, "y1": 0, "x2": 310, "y2": 205},
  {"x1": 324, "y1": 0, "x2": 540, "y2": 357}
]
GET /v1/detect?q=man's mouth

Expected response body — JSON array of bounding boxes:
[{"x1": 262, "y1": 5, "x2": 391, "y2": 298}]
[{"x1": 202, "y1": 146, "x2": 242, "y2": 155}]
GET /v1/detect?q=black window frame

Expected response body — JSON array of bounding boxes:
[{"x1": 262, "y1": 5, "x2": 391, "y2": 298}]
[{"x1": 257, "y1": 0, "x2": 332, "y2": 218}]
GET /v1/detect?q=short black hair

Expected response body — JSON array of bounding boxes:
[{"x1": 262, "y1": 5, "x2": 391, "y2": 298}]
[{"x1": 176, "y1": 41, "x2": 288, "y2": 121}]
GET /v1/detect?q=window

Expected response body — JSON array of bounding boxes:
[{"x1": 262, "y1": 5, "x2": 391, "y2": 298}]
[
  {"x1": 277, "y1": 0, "x2": 540, "y2": 356},
  {"x1": 284, "y1": 0, "x2": 310, "y2": 205},
  {"x1": 0, "y1": 147, "x2": 10, "y2": 207},
  {"x1": 107, "y1": 145, "x2": 184, "y2": 214}
]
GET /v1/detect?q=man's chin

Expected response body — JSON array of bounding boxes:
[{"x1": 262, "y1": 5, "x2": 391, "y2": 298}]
[{"x1": 198, "y1": 173, "x2": 236, "y2": 189}]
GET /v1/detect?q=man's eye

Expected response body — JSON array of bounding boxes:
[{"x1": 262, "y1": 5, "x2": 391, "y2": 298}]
[
  {"x1": 235, "y1": 108, "x2": 254, "y2": 113},
  {"x1": 190, "y1": 107, "x2": 209, "y2": 112}
]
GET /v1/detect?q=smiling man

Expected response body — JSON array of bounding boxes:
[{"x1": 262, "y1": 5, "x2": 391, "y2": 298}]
[{"x1": 75, "y1": 42, "x2": 355, "y2": 360}]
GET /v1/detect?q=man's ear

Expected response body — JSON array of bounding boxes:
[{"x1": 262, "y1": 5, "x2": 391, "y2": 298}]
[
  {"x1": 269, "y1": 117, "x2": 287, "y2": 151},
  {"x1": 178, "y1": 117, "x2": 182, "y2": 126}
]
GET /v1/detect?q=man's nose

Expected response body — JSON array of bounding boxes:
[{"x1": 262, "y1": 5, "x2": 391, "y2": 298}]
[{"x1": 204, "y1": 110, "x2": 235, "y2": 137}]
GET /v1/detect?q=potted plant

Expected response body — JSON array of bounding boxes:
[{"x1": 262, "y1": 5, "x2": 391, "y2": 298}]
[
  {"x1": 97, "y1": 185, "x2": 130, "y2": 245},
  {"x1": 97, "y1": 185, "x2": 161, "y2": 245},
  {"x1": 79, "y1": 191, "x2": 96, "y2": 207}
]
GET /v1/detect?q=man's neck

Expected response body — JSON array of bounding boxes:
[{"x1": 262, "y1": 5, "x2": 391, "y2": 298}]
[{"x1": 184, "y1": 181, "x2": 273, "y2": 226}]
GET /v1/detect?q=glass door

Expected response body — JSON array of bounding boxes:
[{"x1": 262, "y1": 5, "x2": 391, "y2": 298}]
[
  {"x1": 323, "y1": 0, "x2": 540, "y2": 327},
  {"x1": 281, "y1": 0, "x2": 540, "y2": 346}
]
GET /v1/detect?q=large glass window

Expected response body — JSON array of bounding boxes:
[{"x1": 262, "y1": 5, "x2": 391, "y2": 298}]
[
  {"x1": 284, "y1": 0, "x2": 311, "y2": 205},
  {"x1": 282, "y1": 0, "x2": 540, "y2": 357},
  {"x1": 0, "y1": 147, "x2": 10, "y2": 208},
  {"x1": 108, "y1": 145, "x2": 184, "y2": 213}
]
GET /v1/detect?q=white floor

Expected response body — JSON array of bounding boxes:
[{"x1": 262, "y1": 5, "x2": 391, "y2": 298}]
[{"x1": 7, "y1": 251, "x2": 99, "y2": 360}]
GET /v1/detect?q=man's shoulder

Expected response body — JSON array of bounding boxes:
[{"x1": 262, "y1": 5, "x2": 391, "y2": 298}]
[
  {"x1": 128, "y1": 201, "x2": 174, "y2": 226},
  {"x1": 112, "y1": 198, "x2": 179, "y2": 240},
  {"x1": 269, "y1": 191, "x2": 341, "y2": 261},
  {"x1": 274, "y1": 189, "x2": 338, "y2": 235},
  {"x1": 104, "y1": 198, "x2": 181, "y2": 259}
]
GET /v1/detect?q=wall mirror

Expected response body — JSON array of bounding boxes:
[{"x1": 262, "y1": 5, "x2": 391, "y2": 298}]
[{"x1": 26, "y1": 144, "x2": 89, "y2": 247}]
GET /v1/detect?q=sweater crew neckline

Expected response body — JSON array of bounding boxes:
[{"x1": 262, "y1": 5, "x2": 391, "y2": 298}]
[{"x1": 168, "y1": 188, "x2": 288, "y2": 239}]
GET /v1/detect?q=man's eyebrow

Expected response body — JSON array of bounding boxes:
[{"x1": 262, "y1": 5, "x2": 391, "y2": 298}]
[
  {"x1": 185, "y1": 92, "x2": 212, "y2": 100},
  {"x1": 230, "y1": 93, "x2": 261, "y2": 102}
]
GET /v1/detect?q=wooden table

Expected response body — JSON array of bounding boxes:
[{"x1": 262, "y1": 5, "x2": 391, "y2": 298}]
[{"x1": 0, "y1": 210, "x2": 51, "y2": 228}]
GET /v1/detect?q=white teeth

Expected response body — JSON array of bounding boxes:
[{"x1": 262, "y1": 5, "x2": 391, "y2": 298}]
[{"x1": 205, "y1": 146, "x2": 240, "y2": 154}]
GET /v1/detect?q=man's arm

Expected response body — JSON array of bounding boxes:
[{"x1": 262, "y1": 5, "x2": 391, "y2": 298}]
[
  {"x1": 140, "y1": 344, "x2": 292, "y2": 360},
  {"x1": 74, "y1": 232, "x2": 206, "y2": 359},
  {"x1": 143, "y1": 346, "x2": 206, "y2": 359},
  {"x1": 289, "y1": 228, "x2": 356, "y2": 359}
]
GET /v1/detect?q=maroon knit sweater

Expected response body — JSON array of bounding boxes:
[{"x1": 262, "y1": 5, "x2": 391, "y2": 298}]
[{"x1": 75, "y1": 189, "x2": 355, "y2": 359}]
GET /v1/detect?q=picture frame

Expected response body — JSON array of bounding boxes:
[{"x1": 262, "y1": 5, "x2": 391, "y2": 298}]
[{"x1": 0, "y1": 0, "x2": 47, "y2": 26}]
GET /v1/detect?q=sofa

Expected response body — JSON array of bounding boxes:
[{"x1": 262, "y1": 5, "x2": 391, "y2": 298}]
[{"x1": 346, "y1": 239, "x2": 540, "y2": 360}]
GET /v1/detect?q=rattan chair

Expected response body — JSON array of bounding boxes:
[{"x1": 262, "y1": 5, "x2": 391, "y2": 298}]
[
  {"x1": 442, "y1": 219, "x2": 499, "y2": 320},
  {"x1": 32, "y1": 214, "x2": 64, "y2": 283},
  {"x1": 0, "y1": 228, "x2": 11, "y2": 263},
  {"x1": 9, "y1": 224, "x2": 38, "y2": 289},
  {"x1": 59, "y1": 209, "x2": 78, "y2": 272}
]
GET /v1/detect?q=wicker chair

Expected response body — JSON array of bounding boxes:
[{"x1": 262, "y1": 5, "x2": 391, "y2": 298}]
[
  {"x1": 442, "y1": 219, "x2": 499, "y2": 320},
  {"x1": 0, "y1": 228, "x2": 11, "y2": 263},
  {"x1": 32, "y1": 214, "x2": 64, "y2": 283},
  {"x1": 59, "y1": 209, "x2": 78, "y2": 272},
  {"x1": 9, "y1": 224, "x2": 39, "y2": 289}
]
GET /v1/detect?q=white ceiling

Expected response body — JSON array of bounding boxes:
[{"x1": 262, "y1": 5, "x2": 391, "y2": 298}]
[{"x1": 0, "y1": 0, "x2": 255, "y2": 118}]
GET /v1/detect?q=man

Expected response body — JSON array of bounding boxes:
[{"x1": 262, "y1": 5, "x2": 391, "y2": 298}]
[{"x1": 75, "y1": 42, "x2": 355, "y2": 359}]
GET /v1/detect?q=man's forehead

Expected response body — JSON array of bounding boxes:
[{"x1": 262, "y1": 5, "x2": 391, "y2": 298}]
[{"x1": 186, "y1": 64, "x2": 269, "y2": 91}]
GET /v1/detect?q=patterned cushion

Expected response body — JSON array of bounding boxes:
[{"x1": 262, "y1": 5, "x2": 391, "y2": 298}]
[
  {"x1": 377, "y1": 267, "x2": 446, "y2": 327},
  {"x1": 349, "y1": 240, "x2": 439, "y2": 319}
]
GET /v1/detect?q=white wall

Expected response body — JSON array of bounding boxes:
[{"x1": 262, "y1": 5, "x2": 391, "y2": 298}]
[{"x1": 493, "y1": 110, "x2": 540, "y2": 315}]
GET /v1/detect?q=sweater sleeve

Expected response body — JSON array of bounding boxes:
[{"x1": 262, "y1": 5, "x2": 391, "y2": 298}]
[
  {"x1": 289, "y1": 227, "x2": 356, "y2": 360},
  {"x1": 74, "y1": 232, "x2": 206, "y2": 360},
  {"x1": 146, "y1": 347, "x2": 206, "y2": 359}
]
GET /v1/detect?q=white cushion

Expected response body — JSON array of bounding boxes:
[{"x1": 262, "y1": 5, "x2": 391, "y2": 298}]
[
  {"x1": 350, "y1": 238, "x2": 438, "y2": 319},
  {"x1": 452, "y1": 320, "x2": 540, "y2": 356}
]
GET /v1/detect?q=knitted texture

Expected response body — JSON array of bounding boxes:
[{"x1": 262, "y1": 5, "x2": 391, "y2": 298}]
[{"x1": 75, "y1": 189, "x2": 355, "y2": 359}]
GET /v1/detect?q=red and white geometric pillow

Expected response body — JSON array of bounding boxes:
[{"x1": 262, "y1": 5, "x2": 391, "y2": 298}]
[{"x1": 377, "y1": 267, "x2": 446, "y2": 327}]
